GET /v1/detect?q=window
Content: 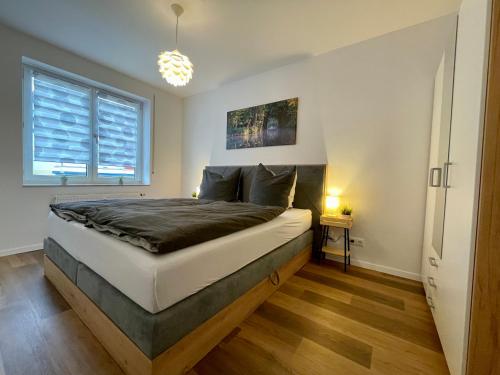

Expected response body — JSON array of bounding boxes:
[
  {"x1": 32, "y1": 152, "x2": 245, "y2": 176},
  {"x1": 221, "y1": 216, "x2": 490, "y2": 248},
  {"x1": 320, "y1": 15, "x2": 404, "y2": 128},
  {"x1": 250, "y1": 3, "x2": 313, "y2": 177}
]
[{"x1": 22, "y1": 59, "x2": 151, "y2": 186}]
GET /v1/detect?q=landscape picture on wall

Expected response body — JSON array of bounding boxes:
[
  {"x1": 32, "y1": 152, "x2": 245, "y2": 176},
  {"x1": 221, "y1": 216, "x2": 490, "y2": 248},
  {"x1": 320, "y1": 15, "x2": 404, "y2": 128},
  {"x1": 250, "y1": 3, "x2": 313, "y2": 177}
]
[{"x1": 226, "y1": 98, "x2": 298, "y2": 149}]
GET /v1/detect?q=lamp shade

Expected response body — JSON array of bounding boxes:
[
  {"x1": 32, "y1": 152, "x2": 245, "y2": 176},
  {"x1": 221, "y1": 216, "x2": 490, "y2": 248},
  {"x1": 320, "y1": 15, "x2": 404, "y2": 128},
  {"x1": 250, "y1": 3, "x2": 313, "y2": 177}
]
[
  {"x1": 325, "y1": 195, "x2": 341, "y2": 212},
  {"x1": 157, "y1": 49, "x2": 193, "y2": 87}
]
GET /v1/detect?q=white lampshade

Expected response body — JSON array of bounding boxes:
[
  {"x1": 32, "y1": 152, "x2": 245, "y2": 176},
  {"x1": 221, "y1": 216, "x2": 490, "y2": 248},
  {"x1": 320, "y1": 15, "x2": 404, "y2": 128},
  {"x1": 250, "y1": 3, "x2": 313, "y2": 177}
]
[
  {"x1": 326, "y1": 195, "x2": 341, "y2": 211},
  {"x1": 157, "y1": 49, "x2": 193, "y2": 87}
]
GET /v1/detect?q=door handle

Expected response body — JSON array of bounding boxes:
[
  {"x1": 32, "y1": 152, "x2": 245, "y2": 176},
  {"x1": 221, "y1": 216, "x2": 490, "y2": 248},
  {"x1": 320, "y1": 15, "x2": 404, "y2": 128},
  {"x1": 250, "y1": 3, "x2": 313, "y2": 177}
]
[
  {"x1": 443, "y1": 162, "x2": 452, "y2": 188},
  {"x1": 427, "y1": 276, "x2": 437, "y2": 288},
  {"x1": 428, "y1": 257, "x2": 438, "y2": 267},
  {"x1": 429, "y1": 168, "x2": 442, "y2": 187}
]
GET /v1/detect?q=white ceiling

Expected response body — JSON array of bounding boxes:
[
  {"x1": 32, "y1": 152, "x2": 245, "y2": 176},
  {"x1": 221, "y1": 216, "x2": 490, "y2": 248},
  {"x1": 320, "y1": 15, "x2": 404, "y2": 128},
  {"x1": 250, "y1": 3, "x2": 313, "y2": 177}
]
[{"x1": 0, "y1": 0, "x2": 461, "y2": 97}]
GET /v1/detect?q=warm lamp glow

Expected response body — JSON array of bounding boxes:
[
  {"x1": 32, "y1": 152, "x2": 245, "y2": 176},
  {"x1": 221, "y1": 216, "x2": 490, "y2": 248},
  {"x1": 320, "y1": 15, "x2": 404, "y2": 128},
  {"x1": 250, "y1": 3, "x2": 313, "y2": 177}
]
[
  {"x1": 192, "y1": 185, "x2": 201, "y2": 198},
  {"x1": 326, "y1": 195, "x2": 341, "y2": 211},
  {"x1": 158, "y1": 3, "x2": 193, "y2": 87},
  {"x1": 158, "y1": 49, "x2": 193, "y2": 87}
]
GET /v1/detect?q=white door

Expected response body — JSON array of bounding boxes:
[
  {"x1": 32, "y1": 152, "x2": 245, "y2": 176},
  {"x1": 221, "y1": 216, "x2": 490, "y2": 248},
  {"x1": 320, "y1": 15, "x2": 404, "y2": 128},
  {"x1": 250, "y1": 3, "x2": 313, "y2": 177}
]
[
  {"x1": 421, "y1": 15, "x2": 457, "y2": 344},
  {"x1": 421, "y1": 21, "x2": 456, "y2": 291},
  {"x1": 422, "y1": 54, "x2": 445, "y2": 296}
]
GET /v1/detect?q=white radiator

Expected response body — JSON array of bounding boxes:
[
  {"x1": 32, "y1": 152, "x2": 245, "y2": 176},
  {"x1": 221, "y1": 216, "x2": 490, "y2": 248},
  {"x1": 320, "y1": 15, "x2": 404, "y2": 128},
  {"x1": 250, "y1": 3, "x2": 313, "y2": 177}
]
[{"x1": 51, "y1": 192, "x2": 145, "y2": 204}]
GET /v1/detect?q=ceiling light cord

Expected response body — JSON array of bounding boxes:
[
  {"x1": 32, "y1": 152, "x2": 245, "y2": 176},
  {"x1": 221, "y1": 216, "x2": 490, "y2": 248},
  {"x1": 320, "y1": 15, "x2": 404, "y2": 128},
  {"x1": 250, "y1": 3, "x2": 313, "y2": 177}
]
[{"x1": 175, "y1": 15, "x2": 179, "y2": 48}]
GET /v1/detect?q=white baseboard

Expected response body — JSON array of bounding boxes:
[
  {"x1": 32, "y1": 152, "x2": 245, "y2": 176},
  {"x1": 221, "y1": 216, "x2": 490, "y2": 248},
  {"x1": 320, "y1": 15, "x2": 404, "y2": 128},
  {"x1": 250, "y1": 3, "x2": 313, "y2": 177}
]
[
  {"x1": 0, "y1": 243, "x2": 43, "y2": 258},
  {"x1": 325, "y1": 254, "x2": 422, "y2": 281}
]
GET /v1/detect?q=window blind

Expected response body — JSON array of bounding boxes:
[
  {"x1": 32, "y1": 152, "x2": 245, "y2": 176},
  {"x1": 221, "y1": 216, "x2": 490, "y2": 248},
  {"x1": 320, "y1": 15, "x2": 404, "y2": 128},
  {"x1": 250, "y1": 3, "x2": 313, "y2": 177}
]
[
  {"x1": 23, "y1": 60, "x2": 150, "y2": 186},
  {"x1": 96, "y1": 92, "x2": 139, "y2": 170},
  {"x1": 32, "y1": 72, "x2": 91, "y2": 164}
]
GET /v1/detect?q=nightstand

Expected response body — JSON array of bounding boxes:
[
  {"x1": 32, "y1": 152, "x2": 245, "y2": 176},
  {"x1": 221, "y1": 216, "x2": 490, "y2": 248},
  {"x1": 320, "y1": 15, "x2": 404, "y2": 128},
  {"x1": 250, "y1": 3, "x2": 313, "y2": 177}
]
[{"x1": 320, "y1": 214, "x2": 353, "y2": 271}]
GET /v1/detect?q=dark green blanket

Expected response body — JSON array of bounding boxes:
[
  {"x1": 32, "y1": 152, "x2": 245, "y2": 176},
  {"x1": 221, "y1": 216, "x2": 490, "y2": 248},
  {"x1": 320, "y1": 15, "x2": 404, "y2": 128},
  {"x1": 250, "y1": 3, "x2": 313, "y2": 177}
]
[{"x1": 50, "y1": 198, "x2": 285, "y2": 254}]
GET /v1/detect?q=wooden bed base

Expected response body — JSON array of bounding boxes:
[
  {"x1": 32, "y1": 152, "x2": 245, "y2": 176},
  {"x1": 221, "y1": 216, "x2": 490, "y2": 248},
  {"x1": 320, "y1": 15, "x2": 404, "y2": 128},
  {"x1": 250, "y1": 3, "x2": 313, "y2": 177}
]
[{"x1": 44, "y1": 245, "x2": 312, "y2": 375}]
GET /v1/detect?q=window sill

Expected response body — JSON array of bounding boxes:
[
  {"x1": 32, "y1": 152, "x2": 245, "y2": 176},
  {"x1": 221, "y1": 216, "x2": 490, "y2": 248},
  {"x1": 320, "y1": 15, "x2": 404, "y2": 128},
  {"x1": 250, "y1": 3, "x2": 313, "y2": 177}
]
[{"x1": 22, "y1": 182, "x2": 151, "y2": 187}]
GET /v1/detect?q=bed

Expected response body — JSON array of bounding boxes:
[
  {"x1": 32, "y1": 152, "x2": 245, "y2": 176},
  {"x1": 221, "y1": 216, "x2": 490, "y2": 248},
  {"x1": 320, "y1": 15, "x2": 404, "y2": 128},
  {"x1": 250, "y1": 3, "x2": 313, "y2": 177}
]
[{"x1": 43, "y1": 164, "x2": 326, "y2": 375}]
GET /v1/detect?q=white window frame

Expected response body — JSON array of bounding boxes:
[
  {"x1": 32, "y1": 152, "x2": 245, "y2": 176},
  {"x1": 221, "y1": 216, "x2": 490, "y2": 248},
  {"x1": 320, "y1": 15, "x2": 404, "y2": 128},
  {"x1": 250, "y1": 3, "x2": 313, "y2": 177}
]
[{"x1": 22, "y1": 57, "x2": 151, "y2": 186}]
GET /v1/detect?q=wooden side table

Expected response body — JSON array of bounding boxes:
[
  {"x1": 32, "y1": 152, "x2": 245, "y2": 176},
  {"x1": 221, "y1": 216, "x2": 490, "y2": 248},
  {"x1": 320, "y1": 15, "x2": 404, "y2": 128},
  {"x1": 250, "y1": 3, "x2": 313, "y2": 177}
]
[{"x1": 320, "y1": 214, "x2": 353, "y2": 271}]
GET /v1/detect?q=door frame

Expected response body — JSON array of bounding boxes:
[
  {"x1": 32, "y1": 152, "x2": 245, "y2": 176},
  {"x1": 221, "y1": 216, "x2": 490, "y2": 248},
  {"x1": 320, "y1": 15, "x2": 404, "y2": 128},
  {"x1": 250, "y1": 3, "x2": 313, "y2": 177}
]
[{"x1": 466, "y1": 0, "x2": 500, "y2": 373}]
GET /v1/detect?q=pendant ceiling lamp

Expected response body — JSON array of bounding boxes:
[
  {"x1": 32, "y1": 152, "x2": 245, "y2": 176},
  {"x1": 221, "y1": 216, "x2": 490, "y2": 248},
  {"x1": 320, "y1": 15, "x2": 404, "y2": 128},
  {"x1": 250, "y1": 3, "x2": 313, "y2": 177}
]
[{"x1": 158, "y1": 3, "x2": 193, "y2": 87}]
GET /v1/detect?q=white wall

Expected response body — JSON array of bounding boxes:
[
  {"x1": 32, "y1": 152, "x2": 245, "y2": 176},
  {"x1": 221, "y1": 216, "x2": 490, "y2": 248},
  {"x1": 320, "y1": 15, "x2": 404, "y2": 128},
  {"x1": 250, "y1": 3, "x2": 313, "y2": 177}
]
[
  {"x1": 182, "y1": 16, "x2": 457, "y2": 279},
  {"x1": 433, "y1": 0, "x2": 491, "y2": 373},
  {"x1": 0, "y1": 23, "x2": 183, "y2": 255}
]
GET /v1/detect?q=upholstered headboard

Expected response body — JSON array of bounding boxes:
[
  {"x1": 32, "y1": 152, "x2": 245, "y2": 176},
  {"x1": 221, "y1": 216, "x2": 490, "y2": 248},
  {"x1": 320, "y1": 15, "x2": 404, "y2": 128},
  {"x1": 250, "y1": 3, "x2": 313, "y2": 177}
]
[{"x1": 205, "y1": 164, "x2": 327, "y2": 258}]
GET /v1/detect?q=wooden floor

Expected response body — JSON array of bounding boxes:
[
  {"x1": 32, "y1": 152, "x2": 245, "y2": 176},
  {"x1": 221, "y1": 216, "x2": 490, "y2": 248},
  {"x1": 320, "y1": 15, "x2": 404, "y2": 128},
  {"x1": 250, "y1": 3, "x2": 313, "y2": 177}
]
[{"x1": 0, "y1": 251, "x2": 449, "y2": 375}]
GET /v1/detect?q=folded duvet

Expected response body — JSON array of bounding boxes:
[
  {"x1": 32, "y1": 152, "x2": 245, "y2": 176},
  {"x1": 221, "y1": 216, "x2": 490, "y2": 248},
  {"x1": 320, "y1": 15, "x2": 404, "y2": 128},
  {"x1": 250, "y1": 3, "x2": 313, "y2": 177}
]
[{"x1": 50, "y1": 198, "x2": 285, "y2": 254}]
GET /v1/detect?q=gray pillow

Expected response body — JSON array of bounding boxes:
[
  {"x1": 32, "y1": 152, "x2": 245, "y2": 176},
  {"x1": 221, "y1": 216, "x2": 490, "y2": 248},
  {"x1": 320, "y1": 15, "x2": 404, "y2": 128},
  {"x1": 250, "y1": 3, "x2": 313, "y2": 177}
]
[
  {"x1": 198, "y1": 168, "x2": 241, "y2": 201},
  {"x1": 249, "y1": 164, "x2": 297, "y2": 208}
]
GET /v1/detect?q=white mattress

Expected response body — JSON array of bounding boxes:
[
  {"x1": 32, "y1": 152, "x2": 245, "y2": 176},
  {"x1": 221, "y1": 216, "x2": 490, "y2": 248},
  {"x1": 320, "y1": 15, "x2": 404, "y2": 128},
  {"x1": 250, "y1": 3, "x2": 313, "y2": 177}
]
[{"x1": 48, "y1": 208, "x2": 311, "y2": 314}]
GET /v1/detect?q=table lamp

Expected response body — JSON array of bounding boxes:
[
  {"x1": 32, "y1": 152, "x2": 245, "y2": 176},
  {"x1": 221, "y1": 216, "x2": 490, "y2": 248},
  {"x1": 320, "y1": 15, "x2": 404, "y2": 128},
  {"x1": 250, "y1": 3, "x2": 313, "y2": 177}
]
[{"x1": 325, "y1": 194, "x2": 341, "y2": 215}]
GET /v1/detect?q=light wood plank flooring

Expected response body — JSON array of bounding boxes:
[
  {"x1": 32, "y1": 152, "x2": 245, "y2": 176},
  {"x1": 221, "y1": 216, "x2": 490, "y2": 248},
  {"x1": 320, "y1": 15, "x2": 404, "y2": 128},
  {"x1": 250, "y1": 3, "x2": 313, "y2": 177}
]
[{"x1": 0, "y1": 251, "x2": 449, "y2": 375}]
